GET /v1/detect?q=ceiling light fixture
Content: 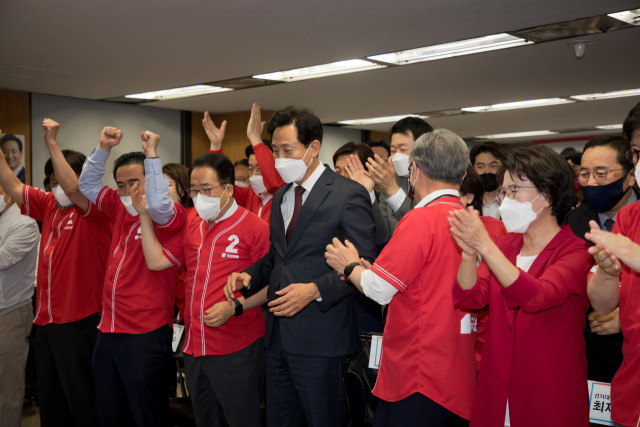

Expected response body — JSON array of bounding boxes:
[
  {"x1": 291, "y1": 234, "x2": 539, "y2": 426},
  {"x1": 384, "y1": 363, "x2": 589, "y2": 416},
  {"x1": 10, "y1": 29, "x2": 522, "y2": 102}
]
[
  {"x1": 570, "y1": 88, "x2": 640, "y2": 101},
  {"x1": 595, "y1": 124, "x2": 623, "y2": 130},
  {"x1": 462, "y1": 97, "x2": 574, "y2": 113},
  {"x1": 338, "y1": 114, "x2": 428, "y2": 126},
  {"x1": 608, "y1": 9, "x2": 640, "y2": 26},
  {"x1": 125, "y1": 85, "x2": 232, "y2": 101},
  {"x1": 253, "y1": 59, "x2": 385, "y2": 82},
  {"x1": 367, "y1": 33, "x2": 532, "y2": 65},
  {"x1": 476, "y1": 130, "x2": 558, "y2": 139}
]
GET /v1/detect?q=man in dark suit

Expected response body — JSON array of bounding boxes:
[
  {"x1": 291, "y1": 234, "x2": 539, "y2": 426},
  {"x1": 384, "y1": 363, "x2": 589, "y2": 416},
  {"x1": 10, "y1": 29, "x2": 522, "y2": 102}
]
[
  {"x1": 564, "y1": 135, "x2": 637, "y2": 388},
  {"x1": 226, "y1": 106, "x2": 376, "y2": 427}
]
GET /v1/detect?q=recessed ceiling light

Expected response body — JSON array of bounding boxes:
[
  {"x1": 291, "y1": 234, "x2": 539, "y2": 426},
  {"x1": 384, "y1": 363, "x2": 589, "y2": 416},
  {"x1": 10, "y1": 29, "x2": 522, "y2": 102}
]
[
  {"x1": 367, "y1": 33, "x2": 532, "y2": 65},
  {"x1": 596, "y1": 124, "x2": 623, "y2": 130},
  {"x1": 570, "y1": 88, "x2": 640, "y2": 101},
  {"x1": 476, "y1": 130, "x2": 558, "y2": 139},
  {"x1": 125, "y1": 85, "x2": 232, "y2": 100},
  {"x1": 253, "y1": 59, "x2": 385, "y2": 82},
  {"x1": 608, "y1": 9, "x2": 640, "y2": 26},
  {"x1": 338, "y1": 114, "x2": 428, "y2": 126},
  {"x1": 462, "y1": 98, "x2": 573, "y2": 113}
]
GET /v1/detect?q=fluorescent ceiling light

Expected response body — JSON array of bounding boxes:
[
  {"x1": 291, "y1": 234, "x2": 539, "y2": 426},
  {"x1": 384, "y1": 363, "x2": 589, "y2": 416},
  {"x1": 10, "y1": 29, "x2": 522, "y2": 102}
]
[
  {"x1": 253, "y1": 59, "x2": 385, "y2": 82},
  {"x1": 596, "y1": 124, "x2": 623, "y2": 130},
  {"x1": 125, "y1": 85, "x2": 232, "y2": 100},
  {"x1": 368, "y1": 33, "x2": 532, "y2": 65},
  {"x1": 338, "y1": 114, "x2": 428, "y2": 126},
  {"x1": 462, "y1": 97, "x2": 573, "y2": 113},
  {"x1": 477, "y1": 130, "x2": 558, "y2": 139},
  {"x1": 608, "y1": 9, "x2": 640, "y2": 26},
  {"x1": 570, "y1": 88, "x2": 640, "y2": 101}
]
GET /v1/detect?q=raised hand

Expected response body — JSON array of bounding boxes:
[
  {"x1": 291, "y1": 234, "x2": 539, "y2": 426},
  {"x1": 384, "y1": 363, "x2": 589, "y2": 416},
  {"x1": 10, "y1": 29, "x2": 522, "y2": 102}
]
[
  {"x1": 203, "y1": 111, "x2": 226, "y2": 150},
  {"x1": 131, "y1": 182, "x2": 147, "y2": 216},
  {"x1": 345, "y1": 154, "x2": 375, "y2": 192},
  {"x1": 247, "y1": 102, "x2": 266, "y2": 146},
  {"x1": 140, "y1": 131, "x2": 160, "y2": 158},
  {"x1": 366, "y1": 154, "x2": 400, "y2": 196},
  {"x1": 448, "y1": 206, "x2": 490, "y2": 255},
  {"x1": 585, "y1": 220, "x2": 640, "y2": 272},
  {"x1": 99, "y1": 127, "x2": 123, "y2": 151},
  {"x1": 42, "y1": 118, "x2": 60, "y2": 146}
]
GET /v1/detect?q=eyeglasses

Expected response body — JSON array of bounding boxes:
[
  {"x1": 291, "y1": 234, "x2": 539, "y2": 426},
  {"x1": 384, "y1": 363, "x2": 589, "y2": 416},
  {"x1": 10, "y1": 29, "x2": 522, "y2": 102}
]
[
  {"x1": 497, "y1": 185, "x2": 537, "y2": 202},
  {"x1": 578, "y1": 168, "x2": 624, "y2": 184},
  {"x1": 186, "y1": 183, "x2": 226, "y2": 198}
]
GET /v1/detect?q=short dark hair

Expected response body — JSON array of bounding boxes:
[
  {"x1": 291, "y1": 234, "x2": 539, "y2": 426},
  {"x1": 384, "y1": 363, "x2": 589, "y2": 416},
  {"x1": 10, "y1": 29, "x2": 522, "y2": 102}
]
[
  {"x1": 44, "y1": 149, "x2": 86, "y2": 177},
  {"x1": 234, "y1": 158, "x2": 249, "y2": 168},
  {"x1": 245, "y1": 140, "x2": 274, "y2": 158},
  {"x1": 366, "y1": 140, "x2": 391, "y2": 156},
  {"x1": 583, "y1": 135, "x2": 634, "y2": 174},
  {"x1": 267, "y1": 106, "x2": 322, "y2": 147},
  {"x1": 113, "y1": 152, "x2": 145, "y2": 181},
  {"x1": 623, "y1": 101, "x2": 640, "y2": 141},
  {"x1": 162, "y1": 163, "x2": 192, "y2": 208},
  {"x1": 390, "y1": 117, "x2": 433, "y2": 141},
  {"x1": 460, "y1": 165, "x2": 484, "y2": 213},
  {"x1": 0, "y1": 134, "x2": 23, "y2": 152},
  {"x1": 565, "y1": 151, "x2": 582, "y2": 166},
  {"x1": 497, "y1": 145, "x2": 576, "y2": 222},
  {"x1": 469, "y1": 141, "x2": 506, "y2": 166},
  {"x1": 332, "y1": 142, "x2": 374, "y2": 168},
  {"x1": 192, "y1": 152, "x2": 234, "y2": 185}
]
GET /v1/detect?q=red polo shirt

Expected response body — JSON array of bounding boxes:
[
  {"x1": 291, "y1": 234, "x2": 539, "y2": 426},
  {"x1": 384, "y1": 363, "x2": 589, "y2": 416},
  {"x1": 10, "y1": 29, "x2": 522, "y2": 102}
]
[{"x1": 22, "y1": 185, "x2": 111, "y2": 325}]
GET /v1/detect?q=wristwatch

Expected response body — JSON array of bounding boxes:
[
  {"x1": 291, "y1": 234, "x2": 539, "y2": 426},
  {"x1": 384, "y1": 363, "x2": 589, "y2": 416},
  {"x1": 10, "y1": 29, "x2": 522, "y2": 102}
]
[
  {"x1": 343, "y1": 262, "x2": 361, "y2": 281},
  {"x1": 232, "y1": 298, "x2": 243, "y2": 317}
]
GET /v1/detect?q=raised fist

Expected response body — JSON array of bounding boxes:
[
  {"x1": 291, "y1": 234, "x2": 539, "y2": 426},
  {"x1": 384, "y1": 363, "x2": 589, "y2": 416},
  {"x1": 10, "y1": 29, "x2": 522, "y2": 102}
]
[{"x1": 99, "y1": 127, "x2": 123, "y2": 151}]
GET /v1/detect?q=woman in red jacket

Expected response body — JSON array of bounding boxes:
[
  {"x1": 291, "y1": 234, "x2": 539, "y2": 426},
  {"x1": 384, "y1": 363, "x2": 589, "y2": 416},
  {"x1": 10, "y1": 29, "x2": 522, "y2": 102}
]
[{"x1": 449, "y1": 146, "x2": 592, "y2": 427}]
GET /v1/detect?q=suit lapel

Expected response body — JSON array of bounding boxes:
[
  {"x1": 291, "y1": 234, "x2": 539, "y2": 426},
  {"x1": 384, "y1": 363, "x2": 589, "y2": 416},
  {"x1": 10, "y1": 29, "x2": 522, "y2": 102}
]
[
  {"x1": 272, "y1": 183, "x2": 292, "y2": 256},
  {"x1": 286, "y1": 166, "x2": 332, "y2": 250}
]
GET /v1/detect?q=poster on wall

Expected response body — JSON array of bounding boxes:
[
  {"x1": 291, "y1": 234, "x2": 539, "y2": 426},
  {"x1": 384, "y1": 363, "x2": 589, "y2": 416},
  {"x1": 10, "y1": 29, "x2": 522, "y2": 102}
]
[{"x1": 0, "y1": 133, "x2": 26, "y2": 183}]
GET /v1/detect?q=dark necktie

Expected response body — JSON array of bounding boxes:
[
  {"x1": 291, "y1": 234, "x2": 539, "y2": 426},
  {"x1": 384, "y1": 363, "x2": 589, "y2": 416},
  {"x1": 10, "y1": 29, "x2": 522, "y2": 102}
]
[
  {"x1": 603, "y1": 218, "x2": 615, "y2": 232},
  {"x1": 286, "y1": 186, "x2": 305, "y2": 244}
]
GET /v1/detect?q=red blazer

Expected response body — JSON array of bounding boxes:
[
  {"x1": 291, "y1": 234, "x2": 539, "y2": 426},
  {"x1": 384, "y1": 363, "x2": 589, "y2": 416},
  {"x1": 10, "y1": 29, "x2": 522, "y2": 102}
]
[{"x1": 453, "y1": 226, "x2": 592, "y2": 427}]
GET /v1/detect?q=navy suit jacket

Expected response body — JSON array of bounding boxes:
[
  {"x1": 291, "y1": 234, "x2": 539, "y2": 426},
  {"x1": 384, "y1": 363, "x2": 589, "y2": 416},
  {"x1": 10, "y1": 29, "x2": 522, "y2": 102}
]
[{"x1": 243, "y1": 165, "x2": 376, "y2": 357}]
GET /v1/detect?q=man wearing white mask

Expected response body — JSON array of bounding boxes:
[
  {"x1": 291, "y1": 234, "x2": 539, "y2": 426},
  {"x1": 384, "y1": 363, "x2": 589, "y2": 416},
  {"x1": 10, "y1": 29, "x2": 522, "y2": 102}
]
[
  {"x1": 139, "y1": 150, "x2": 270, "y2": 427},
  {"x1": 0, "y1": 120, "x2": 111, "y2": 427},
  {"x1": 79, "y1": 128, "x2": 180, "y2": 427},
  {"x1": 366, "y1": 116, "x2": 433, "y2": 242},
  {"x1": 225, "y1": 105, "x2": 376, "y2": 426}
]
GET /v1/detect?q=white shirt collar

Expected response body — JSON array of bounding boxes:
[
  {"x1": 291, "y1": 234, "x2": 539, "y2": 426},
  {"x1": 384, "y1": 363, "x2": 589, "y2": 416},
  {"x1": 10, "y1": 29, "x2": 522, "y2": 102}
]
[{"x1": 415, "y1": 189, "x2": 460, "y2": 208}]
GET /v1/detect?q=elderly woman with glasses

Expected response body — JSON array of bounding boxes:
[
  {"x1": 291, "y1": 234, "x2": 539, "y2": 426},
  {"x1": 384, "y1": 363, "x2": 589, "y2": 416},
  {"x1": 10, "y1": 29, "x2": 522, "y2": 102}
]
[{"x1": 448, "y1": 145, "x2": 592, "y2": 427}]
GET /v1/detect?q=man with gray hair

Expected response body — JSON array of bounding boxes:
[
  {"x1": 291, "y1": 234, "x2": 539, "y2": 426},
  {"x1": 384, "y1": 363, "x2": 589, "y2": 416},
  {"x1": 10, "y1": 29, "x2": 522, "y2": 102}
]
[{"x1": 325, "y1": 129, "x2": 476, "y2": 426}]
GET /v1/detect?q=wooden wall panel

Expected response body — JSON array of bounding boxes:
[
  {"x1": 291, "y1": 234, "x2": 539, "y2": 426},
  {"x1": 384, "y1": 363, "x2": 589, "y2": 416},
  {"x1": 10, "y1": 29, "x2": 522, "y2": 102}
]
[
  {"x1": 191, "y1": 110, "x2": 274, "y2": 164},
  {"x1": 0, "y1": 89, "x2": 31, "y2": 184},
  {"x1": 368, "y1": 130, "x2": 389, "y2": 143}
]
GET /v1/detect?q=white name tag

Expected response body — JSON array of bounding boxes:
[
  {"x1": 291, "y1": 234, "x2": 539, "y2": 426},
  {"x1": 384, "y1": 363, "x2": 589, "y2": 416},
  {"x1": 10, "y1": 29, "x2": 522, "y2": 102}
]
[
  {"x1": 368, "y1": 335, "x2": 383, "y2": 369},
  {"x1": 460, "y1": 313, "x2": 477, "y2": 334},
  {"x1": 172, "y1": 324, "x2": 185, "y2": 353},
  {"x1": 588, "y1": 380, "x2": 613, "y2": 426}
]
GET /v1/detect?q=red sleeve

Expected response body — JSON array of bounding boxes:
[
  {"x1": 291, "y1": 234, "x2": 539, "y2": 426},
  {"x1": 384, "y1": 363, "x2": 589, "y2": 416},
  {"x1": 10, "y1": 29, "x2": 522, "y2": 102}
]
[
  {"x1": 156, "y1": 203, "x2": 187, "y2": 233},
  {"x1": 21, "y1": 185, "x2": 53, "y2": 222},
  {"x1": 209, "y1": 148, "x2": 223, "y2": 154},
  {"x1": 233, "y1": 185, "x2": 252, "y2": 209},
  {"x1": 75, "y1": 201, "x2": 112, "y2": 225},
  {"x1": 501, "y1": 237, "x2": 592, "y2": 313},
  {"x1": 160, "y1": 230, "x2": 185, "y2": 271},
  {"x1": 452, "y1": 261, "x2": 492, "y2": 310},
  {"x1": 249, "y1": 216, "x2": 270, "y2": 264},
  {"x1": 370, "y1": 210, "x2": 433, "y2": 293},
  {"x1": 95, "y1": 187, "x2": 122, "y2": 222},
  {"x1": 254, "y1": 142, "x2": 285, "y2": 194}
]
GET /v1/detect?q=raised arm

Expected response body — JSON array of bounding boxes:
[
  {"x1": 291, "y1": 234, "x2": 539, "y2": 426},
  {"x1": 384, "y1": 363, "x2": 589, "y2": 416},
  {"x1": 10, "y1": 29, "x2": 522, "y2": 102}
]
[
  {"x1": 42, "y1": 118, "x2": 89, "y2": 211},
  {"x1": 203, "y1": 111, "x2": 227, "y2": 152},
  {"x1": 78, "y1": 127, "x2": 122, "y2": 203},
  {"x1": 248, "y1": 103, "x2": 285, "y2": 193},
  {"x1": 132, "y1": 182, "x2": 174, "y2": 271},
  {"x1": 0, "y1": 130, "x2": 24, "y2": 203},
  {"x1": 140, "y1": 130, "x2": 176, "y2": 226}
]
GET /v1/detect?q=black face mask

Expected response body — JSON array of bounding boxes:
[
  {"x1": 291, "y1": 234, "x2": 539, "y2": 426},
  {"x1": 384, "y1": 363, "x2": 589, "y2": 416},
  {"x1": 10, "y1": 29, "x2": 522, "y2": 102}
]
[
  {"x1": 581, "y1": 176, "x2": 630, "y2": 213},
  {"x1": 480, "y1": 173, "x2": 499, "y2": 192}
]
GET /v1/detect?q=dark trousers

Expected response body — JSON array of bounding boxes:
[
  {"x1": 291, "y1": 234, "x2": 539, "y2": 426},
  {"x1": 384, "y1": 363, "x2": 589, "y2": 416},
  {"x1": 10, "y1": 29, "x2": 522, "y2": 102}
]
[
  {"x1": 373, "y1": 393, "x2": 469, "y2": 427},
  {"x1": 266, "y1": 320, "x2": 348, "y2": 427},
  {"x1": 92, "y1": 325, "x2": 173, "y2": 427},
  {"x1": 35, "y1": 313, "x2": 100, "y2": 427},
  {"x1": 184, "y1": 338, "x2": 265, "y2": 427}
]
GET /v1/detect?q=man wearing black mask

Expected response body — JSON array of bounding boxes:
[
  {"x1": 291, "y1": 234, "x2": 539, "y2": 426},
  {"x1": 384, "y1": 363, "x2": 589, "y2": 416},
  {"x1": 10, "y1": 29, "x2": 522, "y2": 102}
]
[
  {"x1": 469, "y1": 141, "x2": 505, "y2": 219},
  {"x1": 564, "y1": 135, "x2": 637, "y2": 397}
]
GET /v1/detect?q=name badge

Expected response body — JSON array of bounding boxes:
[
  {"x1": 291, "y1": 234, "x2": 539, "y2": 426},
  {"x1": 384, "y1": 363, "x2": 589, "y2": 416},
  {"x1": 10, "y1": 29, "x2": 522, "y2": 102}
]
[
  {"x1": 368, "y1": 335, "x2": 383, "y2": 369},
  {"x1": 588, "y1": 380, "x2": 613, "y2": 426},
  {"x1": 172, "y1": 324, "x2": 185, "y2": 353}
]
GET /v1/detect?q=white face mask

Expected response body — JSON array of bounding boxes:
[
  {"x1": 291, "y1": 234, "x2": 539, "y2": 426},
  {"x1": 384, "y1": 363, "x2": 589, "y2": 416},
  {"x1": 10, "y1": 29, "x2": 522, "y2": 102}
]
[
  {"x1": 391, "y1": 153, "x2": 410, "y2": 177},
  {"x1": 0, "y1": 194, "x2": 7, "y2": 212},
  {"x1": 635, "y1": 164, "x2": 640, "y2": 188},
  {"x1": 275, "y1": 145, "x2": 312, "y2": 184},
  {"x1": 120, "y1": 195, "x2": 139, "y2": 217},
  {"x1": 498, "y1": 193, "x2": 543, "y2": 234},
  {"x1": 235, "y1": 180, "x2": 250, "y2": 188},
  {"x1": 52, "y1": 185, "x2": 73, "y2": 208},
  {"x1": 249, "y1": 175, "x2": 267, "y2": 195},
  {"x1": 194, "y1": 186, "x2": 229, "y2": 221}
]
